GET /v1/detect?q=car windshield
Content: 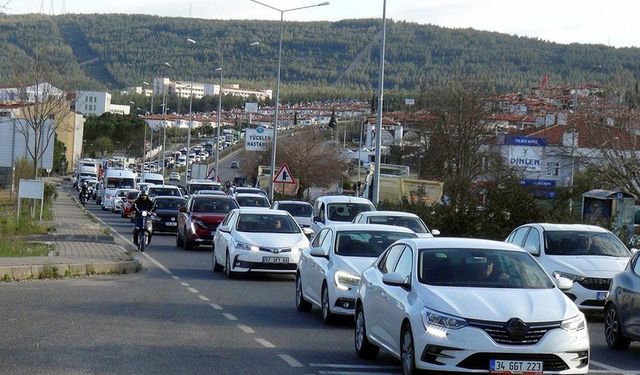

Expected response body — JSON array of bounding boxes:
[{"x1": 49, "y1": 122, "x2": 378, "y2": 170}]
[
  {"x1": 327, "y1": 203, "x2": 374, "y2": 222},
  {"x1": 116, "y1": 190, "x2": 131, "y2": 197},
  {"x1": 236, "y1": 196, "x2": 270, "y2": 207},
  {"x1": 106, "y1": 177, "x2": 135, "y2": 189},
  {"x1": 278, "y1": 203, "x2": 312, "y2": 217},
  {"x1": 336, "y1": 231, "x2": 417, "y2": 257},
  {"x1": 236, "y1": 188, "x2": 264, "y2": 195},
  {"x1": 368, "y1": 215, "x2": 429, "y2": 233},
  {"x1": 126, "y1": 191, "x2": 139, "y2": 200},
  {"x1": 544, "y1": 231, "x2": 630, "y2": 257},
  {"x1": 148, "y1": 188, "x2": 181, "y2": 197},
  {"x1": 154, "y1": 198, "x2": 187, "y2": 210},
  {"x1": 191, "y1": 198, "x2": 237, "y2": 213},
  {"x1": 418, "y1": 248, "x2": 555, "y2": 289},
  {"x1": 236, "y1": 214, "x2": 300, "y2": 234},
  {"x1": 189, "y1": 184, "x2": 221, "y2": 194}
]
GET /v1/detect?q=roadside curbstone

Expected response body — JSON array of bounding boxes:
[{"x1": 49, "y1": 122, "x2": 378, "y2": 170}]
[{"x1": 11, "y1": 266, "x2": 33, "y2": 281}]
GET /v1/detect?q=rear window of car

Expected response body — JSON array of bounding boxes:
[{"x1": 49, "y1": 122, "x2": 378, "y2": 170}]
[
  {"x1": 327, "y1": 203, "x2": 375, "y2": 222},
  {"x1": 236, "y1": 196, "x2": 270, "y2": 207},
  {"x1": 149, "y1": 188, "x2": 181, "y2": 197},
  {"x1": 154, "y1": 198, "x2": 187, "y2": 210},
  {"x1": 191, "y1": 198, "x2": 238, "y2": 213},
  {"x1": 335, "y1": 231, "x2": 417, "y2": 257},
  {"x1": 126, "y1": 191, "x2": 139, "y2": 200},
  {"x1": 278, "y1": 203, "x2": 312, "y2": 217}
]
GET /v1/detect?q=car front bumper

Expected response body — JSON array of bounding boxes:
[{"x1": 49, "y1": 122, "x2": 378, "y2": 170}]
[
  {"x1": 230, "y1": 249, "x2": 301, "y2": 274},
  {"x1": 567, "y1": 281, "x2": 610, "y2": 311}
]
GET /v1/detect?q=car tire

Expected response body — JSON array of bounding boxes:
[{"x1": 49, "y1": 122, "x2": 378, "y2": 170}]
[
  {"x1": 176, "y1": 230, "x2": 184, "y2": 247},
  {"x1": 400, "y1": 323, "x2": 419, "y2": 375},
  {"x1": 225, "y1": 249, "x2": 236, "y2": 278},
  {"x1": 321, "y1": 283, "x2": 336, "y2": 324},
  {"x1": 295, "y1": 273, "x2": 312, "y2": 312},
  {"x1": 354, "y1": 304, "x2": 379, "y2": 359},
  {"x1": 605, "y1": 303, "x2": 631, "y2": 350},
  {"x1": 212, "y1": 245, "x2": 223, "y2": 272}
]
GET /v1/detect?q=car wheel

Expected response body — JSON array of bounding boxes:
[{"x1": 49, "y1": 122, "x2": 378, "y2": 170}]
[
  {"x1": 225, "y1": 249, "x2": 236, "y2": 278},
  {"x1": 400, "y1": 323, "x2": 418, "y2": 375},
  {"x1": 605, "y1": 303, "x2": 631, "y2": 350},
  {"x1": 184, "y1": 231, "x2": 194, "y2": 250},
  {"x1": 176, "y1": 230, "x2": 184, "y2": 247},
  {"x1": 354, "y1": 304, "x2": 379, "y2": 359},
  {"x1": 212, "y1": 245, "x2": 223, "y2": 272},
  {"x1": 321, "y1": 283, "x2": 336, "y2": 324},
  {"x1": 295, "y1": 273, "x2": 312, "y2": 312}
]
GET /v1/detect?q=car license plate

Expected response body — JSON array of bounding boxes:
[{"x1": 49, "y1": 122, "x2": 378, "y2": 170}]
[
  {"x1": 165, "y1": 222, "x2": 177, "y2": 227},
  {"x1": 262, "y1": 257, "x2": 289, "y2": 264},
  {"x1": 490, "y1": 359, "x2": 543, "y2": 374},
  {"x1": 597, "y1": 291, "x2": 608, "y2": 300}
]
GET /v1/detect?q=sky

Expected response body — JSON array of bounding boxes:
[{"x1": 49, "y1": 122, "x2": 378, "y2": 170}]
[{"x1": 2, "y1": 0, "x2": 639, "y2": 48}]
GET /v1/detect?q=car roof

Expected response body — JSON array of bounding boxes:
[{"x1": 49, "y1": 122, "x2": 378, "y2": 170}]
[
  {"x1": 234, "y1": 207, "x2": 289, "y2": 215},
  {"x1": 524, "y1": 223, "x2": 610, "y2": 233},
  {"x1": 153, "y1": 196, "x2": 186, "y2": 200},
  {"x1": 235, "y1": 193, "x2": 268, "y2": 198},
  {"x1": 325, "y1": 223, "x2": 416, "y2": 233},
  {"x1": 404, "y1": 237, "x2": 526, "y2": 252},
  {"x1": 316, "y1": 195, "x2": 374, "y2": 204},
  {"x1": 358, "y1": 210, "x2": 419, "y2": 218},
  {"x1": 191, "y1": 195, "x2": 234, "y2": 200},
  {"x1": 149, "y1": 185, "x2": 180, "y2": 189},
  {"x1": 189, "y1": 179, "x2": 220, "y2": 184},
  {"x1": 274, "y1": 200, "x2": 311, "y2": 206}
]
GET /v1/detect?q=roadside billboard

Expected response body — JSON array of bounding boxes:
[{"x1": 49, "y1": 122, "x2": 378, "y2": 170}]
[
  {"x1": 508, "y1": 145, "x2": 542, "y2": 171},
  {"x1": 245, "y1": 127, "x2": 273, "y2": 152}
]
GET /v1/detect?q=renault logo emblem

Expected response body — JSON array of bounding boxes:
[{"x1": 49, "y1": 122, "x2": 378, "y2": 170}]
[{"x1": 506, "y1": 318, "x2": 529, "y2": 342}]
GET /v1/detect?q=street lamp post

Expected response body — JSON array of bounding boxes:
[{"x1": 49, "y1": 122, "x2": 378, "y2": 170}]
[
  {"x1": 373, "y1": 0, "x2": 387, "y2": 205},
  {"x1": 250, "y1": 0, "x2": 329, "y2": 200},
  {"x1": 161, "y1": 62, "x2": 172, "y2": 180}
]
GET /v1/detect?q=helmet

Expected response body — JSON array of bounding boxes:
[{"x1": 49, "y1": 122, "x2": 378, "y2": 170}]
[
  {"x1": 140, "y1": 191, "x2": 148, "y2": 197},
  {"x1": 82, "y1": 182, "x2": 88, "y2": 187}
]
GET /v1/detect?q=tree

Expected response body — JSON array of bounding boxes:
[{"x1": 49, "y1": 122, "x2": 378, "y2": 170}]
[
  {"x1": 93, "y1": 136, "x2": 115, "y2": 157},
  {"x1": 328, "y1": 109, "x2": 337, "y2": 130}
]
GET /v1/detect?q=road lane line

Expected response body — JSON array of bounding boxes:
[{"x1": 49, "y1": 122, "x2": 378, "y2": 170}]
[
  {"x1": 222, "y1": 313, "x2": 238, "y2": 321},
  {"x1": 254, "y1": 338, "x2": 275, "y2": 348},
  {"x1": 237, "y1": 324, "x2": 255, "y2": 334},
  {"x1": 278, "y1": 354, "x2": 303, "y2": 368},
  {"x1": 180, "y1": 282, "x2": 189, "y2": 287},
  {"x1": 209, "y1": 303, "x2": 223, "y2": 310},
  {"x1": 172, "y1": 276, "x2": 180, "y2": 280},
  {"x1": 591, "y1": 360, "x2": 633, "y2": 372},
  {"x1": 198, "y1": 295, "x2": 210, "y2": 301},
  {"x1": 310, "y1": 364, "x2": 399, "y2": 370},
  {"x1": 187, "y1": 287, "x2": 199, "y2": 294}
]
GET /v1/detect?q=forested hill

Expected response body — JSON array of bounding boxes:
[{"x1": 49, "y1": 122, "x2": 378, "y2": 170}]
[{"x1": 0, "y1": 13, "x2": 639, "y2": 97}]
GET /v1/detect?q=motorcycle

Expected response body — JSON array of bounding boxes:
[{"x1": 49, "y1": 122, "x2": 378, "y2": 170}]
[
  {"x1": 79, "y1": 192, "x2": 89, "y2": 207},
  {"x1": 133, "y1": 210, "x2": 158, "y2": 252}
]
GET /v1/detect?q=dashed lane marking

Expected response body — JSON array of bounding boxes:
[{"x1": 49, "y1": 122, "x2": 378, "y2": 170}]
[
  {"x1": 172, "y1": 276, "x2": 180, "y2": 280},
  {"x1": 222, "y1": 313, "x2": 238, "y2": 321},
  {"x1": 180, "y1": 282, "x2": 190, "y2": 287},
  {"x1": 278, "y1": 354, "x2": 304, "y2": 368},
  {"x1": 255, "y1": 338, "x2": 276, "y2": 348},
  {"x1": 186, "y1": 287, "x2": 199, "y2": 294},
  {"x1": 198, "y1": 295, "x2": 210, "y2": 302},
  {"x1": 237, "y1": 324, "x2": 255, "y2": 334},
  {"x1": 209, "y1": 303, "x2": 223, "y2": 310},
  {"x1": 310, "y1": 364, "x2": 399, "y2": 370}
]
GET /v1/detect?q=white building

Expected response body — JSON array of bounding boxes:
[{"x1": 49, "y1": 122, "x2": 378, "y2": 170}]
[
  {"x1": 75, "y1": 91, "x2": 131, "y2": 116},
  {"x1": 152, "y1": 77, "x2": 270, "y2": 100}
]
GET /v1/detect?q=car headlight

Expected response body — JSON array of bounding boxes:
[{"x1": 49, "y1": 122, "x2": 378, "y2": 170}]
[
  {"x1": 561, "y1": 315, "x2": 586, "y2": 332},
  {"x1": 422, "y1": 307, "x2": 467, "y2": 332},
  {"x1": 334, "y1": 271, "x2": 361, "y2": 290},
  {"x1": 235, "y1": 241, "x2": 259, "y2": 252},
  {"x1": 553, "y1": 271, "x2": 585, "y2": 282}
]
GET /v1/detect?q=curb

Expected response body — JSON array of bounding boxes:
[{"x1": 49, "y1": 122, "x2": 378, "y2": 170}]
[
  {"x1": 0, "y1": 260, "x2": 140, "y2": 282},
  {"x1": 21, "y1": 234, "x2": 115, "y2": 244}
]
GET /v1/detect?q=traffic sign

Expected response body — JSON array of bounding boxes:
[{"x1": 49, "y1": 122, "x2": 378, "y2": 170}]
[{"x1": 273, "y1": 163, "x2": 295, "y2": 184}]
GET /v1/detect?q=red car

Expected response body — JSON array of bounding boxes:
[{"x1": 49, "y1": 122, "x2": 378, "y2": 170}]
[
  {"x1": 176, "y1": 195, "x2": 238, "y2": 250},
  {"x1": 122, "y1": 190, "x2": 140, "y2": 220}
]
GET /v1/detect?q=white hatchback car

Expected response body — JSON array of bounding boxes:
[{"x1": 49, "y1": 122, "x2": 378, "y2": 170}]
[
  {"x1": 352, "y1": 211, "x2": 439, "y2": 238},
  {"x1": 355, "y1": 238, "x2": 590, "y2": 375},
  {"x1": 506, "y1": 223, "x2": 631, "y2": 311},
  {"x1": 212, "y1": 208, "x2": 312, "y2": 277},
  {"x1": 296, "y1": 224, "x2": 417, "y2": 323}
]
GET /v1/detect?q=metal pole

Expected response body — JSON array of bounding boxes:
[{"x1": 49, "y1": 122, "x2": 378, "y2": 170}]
[
  {"x1": 185, "y1": 73, "x2": 194, "y2": 185},
  {"x1": 269, "y1": 11, "x2": 284, "y2": 201},
  {"x1": 10, "y1": 120, "x2": 16, "y2": 199},
  {"x1": 357, "y1": 119, "x2": 363, "y2": 195},
  {"x1": 569, "y1": 128, "x2": 576, "y2": 213},
  {"x1": 216, "y1": 59, "x2": 223, "y2": 181},
  {"x1": 373, "y1": 0, "x2": 387, "y2": 205}
]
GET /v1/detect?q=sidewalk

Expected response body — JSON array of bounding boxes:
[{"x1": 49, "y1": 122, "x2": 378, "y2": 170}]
[{"x1": 0, "y1": 181, "x2": 140, "y2": 281}]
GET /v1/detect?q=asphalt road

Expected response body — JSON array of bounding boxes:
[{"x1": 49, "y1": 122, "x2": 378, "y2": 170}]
[{"x1": 1, "y1": 191, "x2": 640, "y2": 374}]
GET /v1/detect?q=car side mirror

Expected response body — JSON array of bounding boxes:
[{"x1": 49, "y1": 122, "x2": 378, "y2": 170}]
[
  {"x1": 309, "y1": 246, "x2": 329, "y2": 258},
  {"x1": 431, "y1": 229, "x2": 440, "y2": 236},
  {"x1": 631, "y1": 248, "x2": 639, "y2": 254},
  {"x1": 555, "y1": 277, "x2": 573, "y2": 292},
  {"x1": 382, "y1": 272, "x2": 410, "y2": 290},
  {"x1": 302, "y1": 227, "x2": 314, "y2": 239},
  {"x1": 524, "y1": 245, "x2": 540, "y2": 256},
  {"x1": 313, "y1": 216, "x2": 322, "y2": 223},
  {"x1": 179, "y1": 206, "x2": 187, "y2": 213},
  {"x1": 218, "y1": 225, "x2": 231, "y2": 233}
]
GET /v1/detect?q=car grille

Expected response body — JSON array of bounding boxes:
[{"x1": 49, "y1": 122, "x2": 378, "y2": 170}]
[
  {"x1": 458, "y1": 353, "x2": 569, "y2": 371},
  {"x1": 258, "y1": 246, "x2": 292, "y2": 254},
  {"x1": 467, "y1": 319, "x2": 561, "y2": 345},
  {"x1": 577, "y1": 277, "x2": 611, "y2": 291}
]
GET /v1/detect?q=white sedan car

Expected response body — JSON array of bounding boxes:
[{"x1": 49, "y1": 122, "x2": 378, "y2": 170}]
[
  {"x1": 296, "y1": 224, "x2": 417, "y2": 323},
  {"x1": 352, "y1": 211, "x2": 439, "y2": 238},
  {"x1": 212, "y1": 208, "x2": 312, "y2": 278},
  {"x1": 355, "y1": 238, "x2": 589, "y2": 375},
  {"x1": 506, "y1": 223, "x2": 631, "y2": 311}
]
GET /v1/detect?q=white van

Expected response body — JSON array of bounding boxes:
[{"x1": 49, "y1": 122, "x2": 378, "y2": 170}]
[
  {"x1": 99, "y1": 168, "x2": 137, "y2": 211},
  {"x1": 311, "y1": 196, "x2": 376, "y2": 234},
  {"x1": 74, "y1": 159, "x2": 98, "y2": 187},
  {"x1": 139, "y1": 172, "x2": 164, "y2": 186}
]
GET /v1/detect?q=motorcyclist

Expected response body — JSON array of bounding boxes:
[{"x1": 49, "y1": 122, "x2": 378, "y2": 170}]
[
  {"x1": 79, "y1": 182, "x2": 89, "y2": 202},
  {"x1": 132, "y1": 191, "x2": 155, "y2": 246}
]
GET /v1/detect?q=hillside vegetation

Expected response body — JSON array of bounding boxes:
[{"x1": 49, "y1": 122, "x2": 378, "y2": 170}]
[{"x1": 0, "y1": 13, "x2": 639, "y2": 98}]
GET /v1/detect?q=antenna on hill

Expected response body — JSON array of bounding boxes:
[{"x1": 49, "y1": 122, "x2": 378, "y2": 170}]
[{"x1": 60, "y1": 0, "x2": 66, "y2": 14}]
